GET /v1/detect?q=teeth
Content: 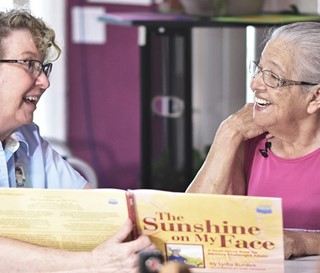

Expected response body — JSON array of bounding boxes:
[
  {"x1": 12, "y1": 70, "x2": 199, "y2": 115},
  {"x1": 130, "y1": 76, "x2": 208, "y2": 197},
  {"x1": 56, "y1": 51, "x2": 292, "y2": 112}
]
[
  {"x1": 24, "y1": 96, "x2": 39, "y2": 105},
  {"x1": 25, "y1": 96, "x2": 38, "y2": 102},
  {"x1": 255, "y1": 97, "x2": 271, "y2": 107}
]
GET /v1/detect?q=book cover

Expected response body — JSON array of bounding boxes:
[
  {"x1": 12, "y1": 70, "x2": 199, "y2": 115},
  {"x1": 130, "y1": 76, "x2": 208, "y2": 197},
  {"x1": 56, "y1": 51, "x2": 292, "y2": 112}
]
[{"x1": 132, "y1": 189, "x2": 284, "y2": 273}]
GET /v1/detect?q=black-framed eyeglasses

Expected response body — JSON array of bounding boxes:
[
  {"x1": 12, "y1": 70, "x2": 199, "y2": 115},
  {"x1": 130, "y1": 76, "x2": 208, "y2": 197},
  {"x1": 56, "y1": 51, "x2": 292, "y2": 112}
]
[
  {"x1": 0, "y1": 59, "x2": 53, "y2": 78},
  {"x1": 249, "y1": 61, "x2": 318, "y2": 88}
]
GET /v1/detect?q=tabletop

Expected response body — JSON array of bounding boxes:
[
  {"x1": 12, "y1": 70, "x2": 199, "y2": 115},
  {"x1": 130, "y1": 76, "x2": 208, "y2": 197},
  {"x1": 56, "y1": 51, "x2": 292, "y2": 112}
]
[{"x1": 285, "y1": 256, "x2": 320, "y2": 273}]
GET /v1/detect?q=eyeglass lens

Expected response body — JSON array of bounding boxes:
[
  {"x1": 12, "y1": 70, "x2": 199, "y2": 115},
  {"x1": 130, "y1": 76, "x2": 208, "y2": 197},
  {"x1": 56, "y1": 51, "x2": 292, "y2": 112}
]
[
  {"x1": 43, "y1": 63, "x2": 52, "y2": 77},
  {"x1": 249, "y1": 61, "x2": 279, "y2": 88},
  {"x1": 30, "y1": 60, "x2": 52, "y2": 77},
  {"x1": 249, "y1": 61, "x2": 259, "y2": 76}
]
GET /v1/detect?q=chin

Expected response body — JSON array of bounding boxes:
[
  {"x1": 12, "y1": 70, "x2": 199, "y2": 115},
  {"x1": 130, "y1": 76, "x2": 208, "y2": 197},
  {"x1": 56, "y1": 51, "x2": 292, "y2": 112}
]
[{"x1": 21, "y1": 118, "x2": 33, "y2": 126}]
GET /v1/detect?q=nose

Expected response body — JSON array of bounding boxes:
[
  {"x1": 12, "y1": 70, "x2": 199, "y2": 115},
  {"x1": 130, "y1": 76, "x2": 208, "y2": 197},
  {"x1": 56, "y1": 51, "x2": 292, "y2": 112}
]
[
  {"x1": 250, "y1": 72, "x2": 265, "y2": 91},
  {"x1": 35, "y1": 71, "x2": 50, "y2": 89}
]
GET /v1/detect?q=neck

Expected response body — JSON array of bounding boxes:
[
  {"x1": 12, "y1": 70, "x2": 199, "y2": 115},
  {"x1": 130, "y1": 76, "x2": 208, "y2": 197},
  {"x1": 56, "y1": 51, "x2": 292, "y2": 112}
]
[
  {"x1": 0, "y1": 130, "x2": 14, "y2": 143},
  {"x1": 269, "y1": 133, "x2": 320, "y2": 158}
]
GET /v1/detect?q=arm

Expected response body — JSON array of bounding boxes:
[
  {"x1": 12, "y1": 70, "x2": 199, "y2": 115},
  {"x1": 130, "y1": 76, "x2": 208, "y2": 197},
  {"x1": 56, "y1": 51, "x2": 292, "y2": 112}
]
[
  {"x1": 187, "y1": 103, "x2": 266, "y2": 195},
  {"x1": 0, "y1": 219, "x2": 154, "y2": 273},
  {"x1": 284, "y1": 230, "x2": 320, "y2": 259},
  {"x1": 186, "y1": 121, "x2": 246, "y2": 195}
]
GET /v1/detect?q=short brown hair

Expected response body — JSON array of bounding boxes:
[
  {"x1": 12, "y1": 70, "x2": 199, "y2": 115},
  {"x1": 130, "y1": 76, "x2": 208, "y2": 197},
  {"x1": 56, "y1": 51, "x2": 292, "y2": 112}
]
[{"x1": 0, "y1": 9, "x2": 61, "y2": 62}]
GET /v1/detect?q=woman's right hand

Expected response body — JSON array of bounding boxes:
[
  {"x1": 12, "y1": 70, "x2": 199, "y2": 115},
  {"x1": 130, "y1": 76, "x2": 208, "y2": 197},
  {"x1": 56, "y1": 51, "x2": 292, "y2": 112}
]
[
  {"x1": 219, "y1": 103, "x2": 267, "y2": 142},
  {"x1": 90, "y1": 219, "x2": 155, "y2": 273}
]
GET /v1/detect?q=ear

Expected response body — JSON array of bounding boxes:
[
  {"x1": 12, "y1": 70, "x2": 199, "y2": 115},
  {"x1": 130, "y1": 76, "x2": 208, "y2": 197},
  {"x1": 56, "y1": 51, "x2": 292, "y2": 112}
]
[{"x1": 306, "y1": 86, "x2": 320, "y2": 114}]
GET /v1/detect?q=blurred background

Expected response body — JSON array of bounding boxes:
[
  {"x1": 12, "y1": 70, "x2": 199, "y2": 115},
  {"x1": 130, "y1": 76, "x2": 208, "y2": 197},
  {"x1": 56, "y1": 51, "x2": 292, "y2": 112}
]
[{"x1": 2, "y1": 0, "x2": 319, "y2": 190}]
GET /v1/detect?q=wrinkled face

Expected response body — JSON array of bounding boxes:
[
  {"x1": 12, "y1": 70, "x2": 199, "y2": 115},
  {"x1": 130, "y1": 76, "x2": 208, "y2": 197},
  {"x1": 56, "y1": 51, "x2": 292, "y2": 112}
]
[
  {"x1": 250, "y1": 38, "x2": 311, "y2": 132},
  {"x1": 0, "y1": 29, "x2": 50, "y2": 138}
]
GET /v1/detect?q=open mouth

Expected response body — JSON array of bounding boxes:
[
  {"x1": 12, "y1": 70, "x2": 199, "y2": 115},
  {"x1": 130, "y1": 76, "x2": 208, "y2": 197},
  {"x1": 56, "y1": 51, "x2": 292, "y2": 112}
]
[
  {"x1": 255, "y1": 97, "x2": 271, "y2": 108},
  {"x1": 23, "y1": 96, "x2": 39, "y2": 106}
]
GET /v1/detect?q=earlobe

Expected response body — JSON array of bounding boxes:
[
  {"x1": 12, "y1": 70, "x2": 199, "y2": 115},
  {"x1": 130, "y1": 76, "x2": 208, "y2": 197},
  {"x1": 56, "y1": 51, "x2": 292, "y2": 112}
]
[{"x1": 306, "y1": 86, "x2": 320, "y2": 114}]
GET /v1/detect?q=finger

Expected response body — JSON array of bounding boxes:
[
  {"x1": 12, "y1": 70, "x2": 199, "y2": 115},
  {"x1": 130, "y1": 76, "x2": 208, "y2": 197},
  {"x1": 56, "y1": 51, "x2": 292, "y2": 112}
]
[
  {"x1": 265, "y1": 132, "x2": 274, "y2": 139},
  {"x1": 107, "y1": 218, "x2": 133, "y2": 244},
  {"x1": 123, "y1": 235, "x2": 154, "y2": 254}
]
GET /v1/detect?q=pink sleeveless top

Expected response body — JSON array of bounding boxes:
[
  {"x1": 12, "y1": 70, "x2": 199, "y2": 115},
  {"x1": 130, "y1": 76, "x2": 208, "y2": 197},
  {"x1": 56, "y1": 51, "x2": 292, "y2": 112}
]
[{"x1": 245, "y1": 135, "x2": 320, "y2": 230}]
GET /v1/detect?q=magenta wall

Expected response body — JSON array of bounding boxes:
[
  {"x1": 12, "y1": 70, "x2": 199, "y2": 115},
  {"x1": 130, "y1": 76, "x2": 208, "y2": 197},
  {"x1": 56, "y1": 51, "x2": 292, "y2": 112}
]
[{"x1": 66, "y1": 1, "x2": 151, "y2": 189}]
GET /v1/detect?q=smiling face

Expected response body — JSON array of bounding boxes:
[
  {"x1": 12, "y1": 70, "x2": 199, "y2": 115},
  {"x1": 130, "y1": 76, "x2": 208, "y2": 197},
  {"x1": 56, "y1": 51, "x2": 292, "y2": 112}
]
[
  {"x1": 0, "y1": 29, "x2": 50, "y2": 141},
  {"x1": 250, "y1": 38, "x2": 313, "y2": 134}
]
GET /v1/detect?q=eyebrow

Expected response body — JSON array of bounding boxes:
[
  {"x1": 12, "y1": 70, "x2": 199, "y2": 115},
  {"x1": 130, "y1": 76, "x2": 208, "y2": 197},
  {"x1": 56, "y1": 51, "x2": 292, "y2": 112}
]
[{"x1": 18, "y1": 51, "x2": 41, "y2": 60}]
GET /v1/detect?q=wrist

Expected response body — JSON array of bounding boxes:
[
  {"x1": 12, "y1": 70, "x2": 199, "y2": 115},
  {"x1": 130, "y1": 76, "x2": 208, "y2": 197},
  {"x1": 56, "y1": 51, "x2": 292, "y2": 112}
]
[{"x1": 214, "y1": 121, "x2": 244, "y2": 148}]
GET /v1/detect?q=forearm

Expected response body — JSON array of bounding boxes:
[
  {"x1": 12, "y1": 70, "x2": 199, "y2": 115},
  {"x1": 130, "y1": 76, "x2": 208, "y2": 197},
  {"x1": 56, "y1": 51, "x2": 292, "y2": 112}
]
[
  {"x1": 284, "y1": 230, "x2": 320, "y2": 259},
  {"x1": 0, "y1": 219, "x2": 153, "y2": 273},
  {"x1": 0, "y1": 237, "x2": 92, "y2": 273},
  {"x1": 304, "y1": 232, "x2": 320, "y2": 256},
  {"x1": 186, "y1": 121, "x2": 244, "y2": 194}
]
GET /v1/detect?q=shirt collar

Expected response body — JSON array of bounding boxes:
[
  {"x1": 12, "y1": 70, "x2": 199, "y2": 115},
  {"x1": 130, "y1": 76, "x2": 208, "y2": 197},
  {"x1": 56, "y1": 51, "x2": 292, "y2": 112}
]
[{"x1": 6, "y1": 131, "x2": 30, "y2": 156}]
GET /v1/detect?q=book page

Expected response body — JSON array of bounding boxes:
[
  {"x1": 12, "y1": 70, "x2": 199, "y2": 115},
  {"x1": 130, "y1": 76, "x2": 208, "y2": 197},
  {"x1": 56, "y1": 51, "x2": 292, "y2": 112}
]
[
  {"x1": 0, "y1": 188, "x2": 128, "y2": 251},
  {"x1": 133, "y1": 190, "x2": 284, "y2": 273}
]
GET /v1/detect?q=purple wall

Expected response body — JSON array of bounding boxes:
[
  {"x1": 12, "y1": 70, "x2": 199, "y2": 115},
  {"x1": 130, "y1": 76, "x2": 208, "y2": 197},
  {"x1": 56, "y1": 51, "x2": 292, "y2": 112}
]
[{"x1": 66, "y1": 1, "x2": 151, "y2": 189}]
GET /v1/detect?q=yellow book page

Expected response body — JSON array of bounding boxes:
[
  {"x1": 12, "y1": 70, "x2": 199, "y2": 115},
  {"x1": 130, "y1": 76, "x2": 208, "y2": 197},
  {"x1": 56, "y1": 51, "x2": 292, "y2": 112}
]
[
  {"x1": 133, "y1": 190, "x2": 284, "y2": 273},
  {"x1": 0, "y1": 188, "x2": 128, "y2": 251}
]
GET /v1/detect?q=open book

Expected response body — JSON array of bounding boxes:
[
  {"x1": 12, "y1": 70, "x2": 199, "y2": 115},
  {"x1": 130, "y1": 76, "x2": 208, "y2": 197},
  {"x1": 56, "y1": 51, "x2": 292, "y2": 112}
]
[{"x1": 0, "y1": 188, "x2": 284, "y2": 273}]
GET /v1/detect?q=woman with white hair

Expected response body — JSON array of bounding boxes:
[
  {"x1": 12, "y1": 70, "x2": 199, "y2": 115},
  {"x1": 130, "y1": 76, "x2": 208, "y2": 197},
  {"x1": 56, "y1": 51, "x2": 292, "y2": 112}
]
[{"x1": 187, "y1": 21, "x2": 320, "y2": 260}]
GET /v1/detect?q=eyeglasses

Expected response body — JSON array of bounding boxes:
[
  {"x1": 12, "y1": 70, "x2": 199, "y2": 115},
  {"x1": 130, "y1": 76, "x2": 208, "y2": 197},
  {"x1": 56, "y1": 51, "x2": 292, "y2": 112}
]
[
  {"x1": 0, "y1": 59, "x2": 53, "y2": 78},
  {"x1": 249, "y1": 61, "x2": 318, "y2": 88}
]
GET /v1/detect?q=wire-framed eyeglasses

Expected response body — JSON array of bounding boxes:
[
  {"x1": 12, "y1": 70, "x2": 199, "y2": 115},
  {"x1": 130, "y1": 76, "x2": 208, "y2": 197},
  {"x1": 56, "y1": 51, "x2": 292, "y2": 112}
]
[
  {"x1": 0, "y1": 59, "x2": 53, "y2": 78},
  {"x1": 249, "y1": 61, "x2": 318, "y2": 88}
]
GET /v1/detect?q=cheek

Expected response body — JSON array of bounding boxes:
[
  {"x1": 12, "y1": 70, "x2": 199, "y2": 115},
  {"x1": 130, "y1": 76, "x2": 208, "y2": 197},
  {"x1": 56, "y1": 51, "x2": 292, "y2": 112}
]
[
  {"x1": 266, "y1": 90, "x2": 306, "y2": 123},
  {"x1": 0, "y1": 83, "x2": 24, "y2": 116},
  {"x1": 281, "y1": 89, "x2": 308, "y2": 112},
  {"x1": 0, "y1": 84, "x2": 17, "y2": 100},
  {"x1": 0, "y1": 93, "x2": 17, "y2": 118},
  {"x1": 0, "y1": 71, "x2": 30, "y2": 119}
]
